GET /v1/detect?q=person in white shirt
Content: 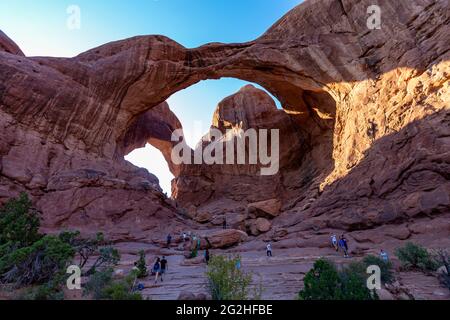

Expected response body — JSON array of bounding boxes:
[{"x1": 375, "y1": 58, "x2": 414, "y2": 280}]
[
  {"x1": 331, "y1": 235, "x2": 338, "y2": 251},
  {"x1": 266, "y1": 243, "x2": 273, "y2": 257}
]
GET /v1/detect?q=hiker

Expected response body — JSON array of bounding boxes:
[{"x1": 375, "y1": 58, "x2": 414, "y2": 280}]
[
  {"x1": 182, "y1": 232, "x2": 187, "y2": 242},
  {"x1": 331, "y1": 234, "x2": 338, "y2": 252},
  {"x1": 236, "y1": 257, "x2": 241, "y2": 270},
  {"x1": 153, "y1": 257, "x2": 162, "y2": 284},
  {"x1": 205, "y1": 237, "x2": 212, "y2": 249},
  {"x1": 160, "y1": 256, "x2": 168, "y2": 281},
  {"x1": 204, "y1": 249, "x2": 210, "y2": 265},
  {"x1": 380, "y1": 249, "x2": 389, "y2": 262},
  {"x1": 339, "y1": 236, "x2": 349, "y2": 258},
  {"x1": 166, "y1": 234, "x2": 172, "y2": 247},
  {"x1": 223, "y1": 219, "x2": 227, "y2": 230},
  {"x1": 266, "y1": 243, "x2": 273, "y2": 257}
]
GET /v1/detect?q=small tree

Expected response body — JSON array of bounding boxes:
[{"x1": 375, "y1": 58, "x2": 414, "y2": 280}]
[
  {"x1": 0, "y1": 193, "x2": 41, "y2": 247},
  {"x1": 299, "y1": 259, "x2": 342, "y2": 300},
  {"x1": 299, "y1": 259, "x2": 377, "y2": 300},
  {"x1": 135, "y1": 250, "x2": 148, "y2": 279},
  {"x1": 59, "y1": 231, "x2": 106, "y2": 270},
  {"x1": 395, "y1": 242, "x2": 438, "y2": 272},
  {"x1": 86, "y1": 247, "x2": 120, "y2": 275},
  {"x1": 206, "y1": 255, "x2": 253, "y2": 300},
  {"x1": 0, "y1": 235, "x2": 75, "y2": 286},
  {"x1": 362, "y1": 255, "x2": 394, "y2": 284}
]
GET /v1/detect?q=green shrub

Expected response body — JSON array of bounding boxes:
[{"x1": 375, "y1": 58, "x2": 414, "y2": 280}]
[
  {"x1": 299, "y1": 259, "x2": 377, "y2": 300},
  {"x1": 0, "y1": 193, "x2": 41, "y2": 247},
  {"x1": 84, "y1": 268, "x2": 114, "y2": 299},
  {"x1": 0, "y1": 235, "x2": 75, "y2": 286},
  {"x1": 135, "y1": 250, "x2": 148, "y2": 279},
  {"x1": 102, "y1": 281, "x2": 142, "y2": 300},
  {"x1": 59, "y1": 230, "x2": 107, "y2": 271},
  {"x1": 84, "y1": 268, "x2": 142, "y2": 300},
  {"x1": 206, "y1": 255, "x2": 253, "y2": 300},
  {"x1": 339, "y1": 263, "x2": 378, "y2": 300},
  {"x1": 299, "y1": 259, "x2": 342, "y2": 300},
  {"x1": 362, "y1": 255, "x2": 394, "y2": 284},
  {"x1": 395, "y1": 242, "x2": 438, "y2": 272},
  {"x1": 19, "y1": 276, "x2": 65, "y2": 300}
]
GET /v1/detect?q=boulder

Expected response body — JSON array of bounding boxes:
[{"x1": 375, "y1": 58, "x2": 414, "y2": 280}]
[
  {"x1": 248, "y1": 199, "x2": 282, "y2": 219},
  {"x1": 256, "y1": 218, "x2": 272, "y2": 233},
  {"x1": 200, "y1": 229, "x2": 248, "y2": 249}
]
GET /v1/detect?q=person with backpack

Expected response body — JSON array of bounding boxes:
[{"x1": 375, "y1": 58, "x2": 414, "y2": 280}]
[
  {"x1": 266, "y1": 243, "x2": 273, "y2": 257},
  {"x1": 339, "y1": 235, "x2": 349, "y2": 258},
  {"x1": 160, "y1": 256, "x2": 168, "y2": 281},
  {"x1": 331, "y1": 234, "x2": 338, "y2": 252},
  {"x1": 153, "y1": 257, "x2": 162, "y2": 284}
]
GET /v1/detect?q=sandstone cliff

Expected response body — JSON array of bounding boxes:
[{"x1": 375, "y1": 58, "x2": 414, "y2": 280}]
[{"x1": 0, "y1": 0, "x2": 448, "y2": 251}]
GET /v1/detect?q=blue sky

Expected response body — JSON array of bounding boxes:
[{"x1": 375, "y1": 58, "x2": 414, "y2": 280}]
[{"x1": 1, "y1": 0, "x2": 303, "y2": 194}]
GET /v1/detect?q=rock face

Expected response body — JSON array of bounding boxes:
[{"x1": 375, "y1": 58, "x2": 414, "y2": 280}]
[
  {"x1": 172, "y1": 85, "x2": 306, "y2": 221},
  {"x1": 0, "y1": 0, "x2": 449, "y2": 252}
]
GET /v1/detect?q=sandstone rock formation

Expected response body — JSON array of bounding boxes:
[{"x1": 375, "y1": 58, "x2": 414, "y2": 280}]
[{"x1": 0, "y1": 0, "x2": 449, "y2": 255}]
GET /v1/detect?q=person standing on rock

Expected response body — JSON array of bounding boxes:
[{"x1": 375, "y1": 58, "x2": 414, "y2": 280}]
[
  {"x1": 380, "y1": 249, "x2": 389, "y2": 262},
  {"x1": 153, "y1": 257, "x2": 162, "y2": 284},
  {"x1": 223, "y1": 219, "x2": 227, "y2": 230},
  {"x1": 160, "y1": 256, "x2": 168, "y2": 281},
  {"x1": 205, "y1": 249, "x2": 210, "y2": 265},
  {"x1": 339, "y1": 236, "x2": 349, "y2": 258},
  {"x1": 266, "y1": 243, "x2": 273, "y2": 257},
  {"x1": 166, "y1": 234, "x2": 172, "y2": 248},
  {"x1": 331, "y1": 234, "x2": 338, "y2": 252}
]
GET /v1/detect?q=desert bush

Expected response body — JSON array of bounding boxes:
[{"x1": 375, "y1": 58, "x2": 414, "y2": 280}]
[
  {"x1": 19, "y1": 275, "x2": 66, "y2": 300},
  {"x1": 0, "y1": 235, "x2": 75, "y2": 286},
  {"x1": 84, "y1": 268, "x2": 115, "y2": 299},
  {"x1": 299, "y1": 259, "x2": 377, "y2": 300},
  {"x1": 84, "y1": 268, "x2": 142, "y2": 300},
  {"x1": 206, "y1": 255, "x2": 254, "y2": 300},
  {"x1": 395, "y1": 242, "x2": 438, "y2": 272},
  {"x1": 299, "y1": 259, "x2": 342, "y2": 300},
  {"x1": 135, "y1": 250, "x2": 148, "y2": 279},
  {"x1": 362, "y1": 255, "x2": 394, "y2": 284},
  {"x1": 0, "y1": 193, "x2": 41, "y2": 247}
]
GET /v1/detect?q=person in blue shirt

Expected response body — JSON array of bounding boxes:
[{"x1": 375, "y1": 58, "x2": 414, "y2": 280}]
[
  {"x1": 380, "y1": 249, "x2": 389, "y2": 262},
  {"x1": 339, "y1": 236, "x2": 349, "y2": 258}
]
